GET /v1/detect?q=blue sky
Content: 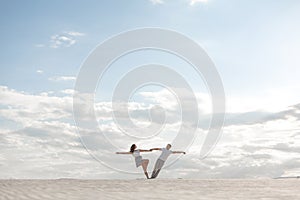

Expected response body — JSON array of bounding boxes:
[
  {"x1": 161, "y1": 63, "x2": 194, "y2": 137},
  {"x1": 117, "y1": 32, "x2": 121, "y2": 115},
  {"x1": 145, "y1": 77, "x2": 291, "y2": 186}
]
[
  {"x1": 1, "y1": 0, "x2": 300, "y2": 97},
  {"x1": 0, "y1": 0, "x2": 300, "y2": 179}
]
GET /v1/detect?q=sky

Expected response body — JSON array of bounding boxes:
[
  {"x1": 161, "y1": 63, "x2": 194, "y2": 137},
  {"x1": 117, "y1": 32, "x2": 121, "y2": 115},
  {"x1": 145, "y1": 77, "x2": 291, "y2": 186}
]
[{"x1": 0, "y1": 0, "x2": 300, "y2": 179}]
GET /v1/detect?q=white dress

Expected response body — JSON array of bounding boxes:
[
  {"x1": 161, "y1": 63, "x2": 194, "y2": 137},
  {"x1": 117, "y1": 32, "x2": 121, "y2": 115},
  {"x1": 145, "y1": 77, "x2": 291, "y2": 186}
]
[{"x1": 132, "y1": 150, "x2": 143, "y2": 167}]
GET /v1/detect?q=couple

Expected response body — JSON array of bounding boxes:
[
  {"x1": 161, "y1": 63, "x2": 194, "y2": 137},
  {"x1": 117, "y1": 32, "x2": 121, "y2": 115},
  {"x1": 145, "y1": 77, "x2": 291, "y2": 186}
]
[{"x1": 116, "y1": 144, "x2": 186, "y2": 179}]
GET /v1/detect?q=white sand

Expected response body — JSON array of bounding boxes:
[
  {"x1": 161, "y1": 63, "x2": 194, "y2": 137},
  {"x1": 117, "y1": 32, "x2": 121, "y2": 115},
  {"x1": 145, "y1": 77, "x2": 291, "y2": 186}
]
[{"x1": 0, "y1": 179, "x2": 299, "y2": 200}]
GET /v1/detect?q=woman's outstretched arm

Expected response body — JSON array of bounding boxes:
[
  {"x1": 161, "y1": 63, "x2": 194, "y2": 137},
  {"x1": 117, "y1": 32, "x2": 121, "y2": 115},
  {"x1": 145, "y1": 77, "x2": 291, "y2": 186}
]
[
  {"x1": 138, "y1": 149, "x2": 153, "y2": 152},
  {"x1": 116, "y1": 152, "x2": 132, "y2": 154},
  {"x1": 172, "y1": 151, "x2": 186, "y2": 154}
]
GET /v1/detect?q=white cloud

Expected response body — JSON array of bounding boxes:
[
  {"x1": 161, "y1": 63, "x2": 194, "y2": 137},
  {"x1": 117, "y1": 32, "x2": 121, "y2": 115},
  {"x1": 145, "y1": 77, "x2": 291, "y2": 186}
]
[
  {"x1": 48, "y1": 76, "x2": 76, "y2": 82},
  {"x1": 36, "y1": 31, "x2": 85, "y2": 48},
  {"x1": 227, "y1": 86, "x2": 300, "y2": 113},
  {"x1": 0, "y1": 86, "x2": 73, "y2": 128},
  {"x1": 139, "y1": 88, "x2": 212, "y2": 114},
  {"x1": 50, "y1": 34, "x2": 76, "y2": 48},
  {"x1": 189, "y1": 0, "x2": 208, "y2": 6},
  {"x1": 149, "y1": 0, "x2": 164, "y2": 5},
  {"x1": 64, "y1": 31, "x2": 85, "y2": 37},
  {"x1": 36, "y1": 70, "x2": 43, "y2": 74},
  {"x1": 0, "y1": 85, "x2": 299, "y2": 179},
  {"x1": 149, "y1": 0, "x2": 208, "y2": 6},
  {"x1": 61, "y1": 89, "x2": 75, "y2": 95}
]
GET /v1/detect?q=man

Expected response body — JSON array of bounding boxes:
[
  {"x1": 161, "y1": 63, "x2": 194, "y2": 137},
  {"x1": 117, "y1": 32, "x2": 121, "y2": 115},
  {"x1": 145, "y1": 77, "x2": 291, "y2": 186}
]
[{"x1": 150, "y1": 144, "x2": 186, "y2": 179}]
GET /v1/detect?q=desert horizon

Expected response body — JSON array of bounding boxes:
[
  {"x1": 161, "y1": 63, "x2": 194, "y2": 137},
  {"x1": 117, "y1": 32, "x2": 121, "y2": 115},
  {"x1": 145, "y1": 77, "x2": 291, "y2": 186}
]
[{"x1": 1, "y1": 179, "x2": 299, "y2": 200}]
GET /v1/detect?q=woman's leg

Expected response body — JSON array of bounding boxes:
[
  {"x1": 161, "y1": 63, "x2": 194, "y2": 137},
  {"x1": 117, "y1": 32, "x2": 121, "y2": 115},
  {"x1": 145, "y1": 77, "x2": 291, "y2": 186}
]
[{"x1": 141, "y1": 159, "x2": 149, "y2": 179}]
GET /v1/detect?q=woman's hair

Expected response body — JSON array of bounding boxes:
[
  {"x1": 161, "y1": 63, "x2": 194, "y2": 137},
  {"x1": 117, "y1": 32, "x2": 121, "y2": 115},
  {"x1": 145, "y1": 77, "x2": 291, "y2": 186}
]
[{"x1": 130, "y1": 144, "x2": 136, "y2": 153}]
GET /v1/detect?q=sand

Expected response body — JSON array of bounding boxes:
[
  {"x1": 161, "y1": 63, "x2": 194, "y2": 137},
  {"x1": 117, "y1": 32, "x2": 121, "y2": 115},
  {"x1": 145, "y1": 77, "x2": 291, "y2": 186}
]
[{"x1": 0, "y1": 179, "x2": 299, "y2": 200}]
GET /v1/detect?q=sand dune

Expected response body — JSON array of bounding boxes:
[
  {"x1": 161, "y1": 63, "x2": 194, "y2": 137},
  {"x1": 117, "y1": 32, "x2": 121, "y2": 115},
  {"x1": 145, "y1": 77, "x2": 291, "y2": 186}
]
[{"x1": 0, "y1": 179, "x2": 299, "y2": 200}]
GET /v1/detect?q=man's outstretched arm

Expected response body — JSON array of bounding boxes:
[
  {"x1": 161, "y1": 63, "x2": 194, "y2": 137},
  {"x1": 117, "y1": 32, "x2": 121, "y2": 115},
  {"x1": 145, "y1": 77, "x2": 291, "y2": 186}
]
[{"x1": 150, "y1": 148, "x2": 162, "y2": 151}]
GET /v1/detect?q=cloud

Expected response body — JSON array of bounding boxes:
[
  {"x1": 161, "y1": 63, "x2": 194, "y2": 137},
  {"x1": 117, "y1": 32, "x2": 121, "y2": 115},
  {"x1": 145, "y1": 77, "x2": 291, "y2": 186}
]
[
  {"x1": 149, "y1": 0, "x2": 208, "y2": 6},
  {"x1": 60, "y1": 89, "x2": 75, "y2": 95},
  {"x1": 50, "y1": 34, "x2": 76, "y2": 48},
  {"x1": 0, "y1": 86, "x2": 73, "y2": 128},
  {"x1": 149, "y1": 0, "x2": 164, "y2": 5},
  {"x1": 64, "y1": 31, "x2": 85, "y2": 37},
  {"x1": 36, "y1": 31, "x2": 85, "y2": 49},
  {"x1": 36, "y1": 70, "x2": 43, "y2": 74},
  {"x1": 189, "y1": 0, "x2": 208, "y2": 6},
  {"x1": 227, "y1": 86, "x2": 300, "y2": 113},
  {"x1": 0, "y1": 85, "x2": 300, "y2": 178},
  {"x1": 48, "y1": 76, "x2": 76, "y2": 82},
  {"x1": 0, "y1": 122, "x2": 107, "y2": 179}
]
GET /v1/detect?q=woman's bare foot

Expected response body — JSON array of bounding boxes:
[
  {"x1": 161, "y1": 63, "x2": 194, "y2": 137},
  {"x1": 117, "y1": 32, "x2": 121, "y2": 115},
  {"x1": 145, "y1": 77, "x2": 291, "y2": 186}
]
[{"x1": 144, "y1": 172, "x2": 150, "y2": 179}]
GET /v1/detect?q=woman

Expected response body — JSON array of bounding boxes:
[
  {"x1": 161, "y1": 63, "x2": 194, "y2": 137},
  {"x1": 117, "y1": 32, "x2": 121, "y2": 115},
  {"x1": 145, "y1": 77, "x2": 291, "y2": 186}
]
[{"x1": 116, "y1": 144, "x2": 151, "y2": 179}]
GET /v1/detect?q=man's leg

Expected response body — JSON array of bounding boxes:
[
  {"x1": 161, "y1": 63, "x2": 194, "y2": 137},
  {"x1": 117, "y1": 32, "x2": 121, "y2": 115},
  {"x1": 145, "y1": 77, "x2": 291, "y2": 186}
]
[
  {"x1": 151, "y1": 170, "x2": 157, "y2": 179},
  {"x1": 151, "y1": 159, "x2": 165, "y2": 179},
  {"x1": 152, "y1": 169, "x2": 161, "y2": 178},
  {"x1": 151, "y1": 159, "x2": 161, "y2": 178}
]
